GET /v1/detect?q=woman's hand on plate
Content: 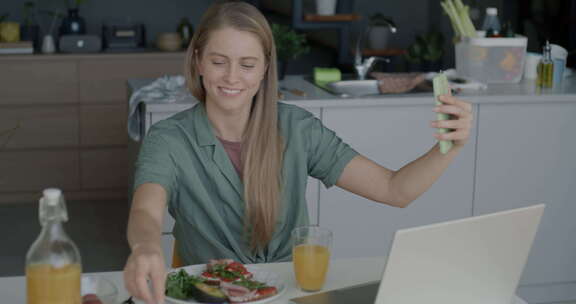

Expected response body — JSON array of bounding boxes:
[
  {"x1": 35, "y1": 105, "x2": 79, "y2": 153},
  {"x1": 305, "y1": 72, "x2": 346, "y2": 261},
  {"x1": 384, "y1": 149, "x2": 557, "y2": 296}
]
[{"x1": 123, "y1": 243, "x2": 166, "y2": 304}]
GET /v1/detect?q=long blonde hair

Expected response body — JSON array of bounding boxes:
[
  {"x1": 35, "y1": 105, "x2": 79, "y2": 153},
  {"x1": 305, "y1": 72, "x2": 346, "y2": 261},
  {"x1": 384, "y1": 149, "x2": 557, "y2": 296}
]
[{"x1": 184, "y1": 1, "x2": 283, "y2": 250}]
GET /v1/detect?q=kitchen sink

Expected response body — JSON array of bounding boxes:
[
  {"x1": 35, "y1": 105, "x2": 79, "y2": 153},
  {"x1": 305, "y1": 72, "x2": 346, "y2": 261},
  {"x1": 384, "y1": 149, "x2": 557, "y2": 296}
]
[
  {"x1": 306, "y1": 74, "x2": 434, "y2": 97},
  {"x1": 325, "y1": 79, "x2": 380, "y2": 97}
]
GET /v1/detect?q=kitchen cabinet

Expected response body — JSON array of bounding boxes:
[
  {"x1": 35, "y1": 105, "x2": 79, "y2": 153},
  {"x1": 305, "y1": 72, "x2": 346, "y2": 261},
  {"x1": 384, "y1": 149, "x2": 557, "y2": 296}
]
[
  {"x1": 0, "y1": 52, "x2": 185, "y2": 203},
  {"x1": 78, "y1": 57, "x2": 184, "y2": 103},
  {"x1": 319, "y1": 105, "x2": 477, "y2": 258},
  {"x1": 474, "y1": 103, "x2": 576, "y2": 302},
  {"x1": 0, "y1": 106, "x2": 79, "y2": 148},
  {"x1": 0, "y1": 150, "x2": 80, "y2": 192},
  {"x1": 80, "y1": 148, "x2": 129, "y2": 189},
  {"x1": 80, "y1": 105, "x2": 128, "y2": 146},
  {"x1": 0, "y1": 60, "x2": 77, "y2": 105}
]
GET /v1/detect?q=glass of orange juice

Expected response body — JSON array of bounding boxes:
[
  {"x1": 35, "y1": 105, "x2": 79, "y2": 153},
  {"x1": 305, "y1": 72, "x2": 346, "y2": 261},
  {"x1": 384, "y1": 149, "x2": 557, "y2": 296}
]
[{"x1": 292, "y1": 226, "x2": 332, "y2": 292}]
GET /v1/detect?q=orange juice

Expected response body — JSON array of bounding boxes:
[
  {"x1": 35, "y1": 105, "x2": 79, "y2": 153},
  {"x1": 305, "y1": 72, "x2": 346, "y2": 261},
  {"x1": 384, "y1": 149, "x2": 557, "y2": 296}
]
[
  {"x1": 26, "y1": 263, "x2": 81, "y2": 304},
  {"x1": 293, "y1": 244, "x2": 331, "y2": 291}
]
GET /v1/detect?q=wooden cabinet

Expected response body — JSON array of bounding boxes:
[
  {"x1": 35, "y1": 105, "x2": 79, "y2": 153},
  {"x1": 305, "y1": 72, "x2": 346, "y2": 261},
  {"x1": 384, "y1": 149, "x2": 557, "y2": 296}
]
[
  {"x1": 79, "y1": 57, "x2": 184, "y2": 103},
  {"x1": 80, "y1": 105, "x2": 128, "y2": 146},
  {"x1": 0, "y1": 106, "x2": 79, "y2": 148},
  {"x1": 0, "y1": 60, "x2": 78, "y2": 105},
  {"x1": 80, "y1": 148, "x2": 128, "y2": 189},
  {"x1": 0, "y1": 150, "x2": 80, "y2": 192},
  {"x1": 319, "y1": 105, "x2": 477, "y2": 258},
  {"x1": 0, "y1": 52, "x2": 186, "y2": 203},
  {"x1": 474, "y1": 103, "x2": 576, "y2": 302}
]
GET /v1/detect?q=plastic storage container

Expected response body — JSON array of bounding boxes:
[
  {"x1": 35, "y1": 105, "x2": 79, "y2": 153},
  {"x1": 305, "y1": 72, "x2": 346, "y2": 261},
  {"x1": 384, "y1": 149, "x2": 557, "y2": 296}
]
[{"x1": 455, "y1": 33, "x2": 527, "y2": 83}]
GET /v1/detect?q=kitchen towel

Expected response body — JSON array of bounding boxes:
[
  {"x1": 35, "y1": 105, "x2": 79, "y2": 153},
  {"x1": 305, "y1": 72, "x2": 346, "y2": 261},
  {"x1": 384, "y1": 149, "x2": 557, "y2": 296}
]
[{"x1": 127, "y1": 75, "x2": 195, "y2": 141}]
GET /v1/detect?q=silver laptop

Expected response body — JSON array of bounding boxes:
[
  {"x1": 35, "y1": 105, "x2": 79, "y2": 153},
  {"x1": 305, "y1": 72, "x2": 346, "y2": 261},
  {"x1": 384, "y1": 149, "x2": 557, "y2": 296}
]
[{"x1": 291, "y1": 204, "x2": 544, "y2": 304}]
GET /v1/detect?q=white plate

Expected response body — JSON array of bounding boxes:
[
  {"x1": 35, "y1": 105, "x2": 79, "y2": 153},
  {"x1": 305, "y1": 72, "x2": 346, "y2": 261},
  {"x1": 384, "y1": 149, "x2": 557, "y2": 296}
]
[{"x1": 165, "y1": 264, "x2": 286, "y2": 304}]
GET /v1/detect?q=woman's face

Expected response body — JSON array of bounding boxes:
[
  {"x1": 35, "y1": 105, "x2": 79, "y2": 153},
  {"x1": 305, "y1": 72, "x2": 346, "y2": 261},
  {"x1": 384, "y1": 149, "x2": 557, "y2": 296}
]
[{"x1": 197, "y1": 27, "x2": 268, "y2": 114}]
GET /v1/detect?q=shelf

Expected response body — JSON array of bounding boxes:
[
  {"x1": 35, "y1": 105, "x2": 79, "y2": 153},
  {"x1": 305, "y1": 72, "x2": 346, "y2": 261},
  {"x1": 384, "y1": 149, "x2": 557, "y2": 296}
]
[{"x1": 303, "y1": 14, "x2": 361, "y2": 22}]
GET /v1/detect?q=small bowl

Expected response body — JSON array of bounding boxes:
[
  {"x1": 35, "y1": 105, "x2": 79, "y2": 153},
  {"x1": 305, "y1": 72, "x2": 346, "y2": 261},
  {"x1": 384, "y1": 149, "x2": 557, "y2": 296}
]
[
  {"x1": 81, "y1": 275, "x2": 118, "y2": 304},
  {"x1": 157, "y1": 32, "x2": 183, "y2": 52}
]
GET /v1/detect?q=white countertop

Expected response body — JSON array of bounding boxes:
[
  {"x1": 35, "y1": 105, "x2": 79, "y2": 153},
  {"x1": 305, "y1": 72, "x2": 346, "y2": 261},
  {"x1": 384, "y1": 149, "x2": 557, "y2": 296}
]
[
  {"x1": 0, "y1": 257, "x2": 528, "y2": 304},
  {"x1": 128, "y1": 74, "x2": 576, "y2": 114}
]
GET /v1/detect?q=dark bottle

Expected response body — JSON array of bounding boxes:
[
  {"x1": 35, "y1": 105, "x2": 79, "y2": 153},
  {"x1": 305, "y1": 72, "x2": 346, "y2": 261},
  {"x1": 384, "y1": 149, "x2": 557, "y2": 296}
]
[
  {"x1": 60, "y1": 8, "x2": 86, "y2": 35},
  {"x1": 177, "y1": 17, "x2": 194, "y2": 48},
  {"x1": 482, "y1": 7, "x2": 501, "y2": 38},
  {"x1": 485, "y1": 28, "x2": 502, "y2": 38},
  {"x1": 502, "y1": 22, "x2": 515, "y2": 38}
]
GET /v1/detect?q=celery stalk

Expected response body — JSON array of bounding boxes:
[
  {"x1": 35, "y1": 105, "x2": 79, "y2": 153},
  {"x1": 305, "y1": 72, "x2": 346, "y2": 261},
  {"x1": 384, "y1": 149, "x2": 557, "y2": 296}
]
[
  {"x1": 444, "y1": 0, "x2": 466, "y2": 38},
  {"x1": 433, "y1": 73, "x2": 453, "y2": 154},
  {"x1": 442, "y1": 0, "x2": 476, "y2": 38},
  {"x1": 441, "y1": 1, "x2": 463, "y2": 37},
  {"x1": 455, "y1": 0, "x2": 476, "y2": 37}
]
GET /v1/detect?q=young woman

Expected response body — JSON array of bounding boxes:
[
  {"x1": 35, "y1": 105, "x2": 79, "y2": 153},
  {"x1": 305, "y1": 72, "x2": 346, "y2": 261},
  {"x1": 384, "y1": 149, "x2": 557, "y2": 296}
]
[{"x1": 123, "y1": 2, "x2": 473, "y2": 304}]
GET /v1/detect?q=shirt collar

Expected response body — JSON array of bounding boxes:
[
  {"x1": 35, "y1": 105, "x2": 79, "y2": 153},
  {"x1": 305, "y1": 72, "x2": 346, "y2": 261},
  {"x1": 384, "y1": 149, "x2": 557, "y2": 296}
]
[{"x1": 193, "y1": 102, "x2": 218, "y2": 147}]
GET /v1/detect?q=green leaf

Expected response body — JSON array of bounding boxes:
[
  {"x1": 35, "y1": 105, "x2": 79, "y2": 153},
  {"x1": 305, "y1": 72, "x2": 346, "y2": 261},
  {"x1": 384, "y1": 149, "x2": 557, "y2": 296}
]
[
  {"x1": 165, "y1": 269, "x2": 203, "y2": 300},
  {"x1": 271, "y1": 23, "x2": 310, "y2": 61}
]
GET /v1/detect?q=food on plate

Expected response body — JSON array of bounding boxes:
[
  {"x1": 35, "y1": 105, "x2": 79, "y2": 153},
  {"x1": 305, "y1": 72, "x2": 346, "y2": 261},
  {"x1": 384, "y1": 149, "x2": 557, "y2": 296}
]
[
  {"x1": 189, "y1": 282, "x2": 228, "y2": 303},
  {"x1": 166, "y1": 259, "x2": 278, "y2": 303},
  {"x1": 201, "y1": 259, "x2": 253, "y2": 283},
  {"x1": 82, "y1": 293, "x2": 103, "y2": 304}
]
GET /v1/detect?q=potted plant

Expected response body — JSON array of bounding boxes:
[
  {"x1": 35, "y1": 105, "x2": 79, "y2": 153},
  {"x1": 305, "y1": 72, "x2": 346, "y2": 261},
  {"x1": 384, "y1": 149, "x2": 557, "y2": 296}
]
[
  {"x1": 0, "y1": 13, "x2": 8, "y2": 42},
  {"x1": 404, "y1": 31, "x2": 445, "y2": 72},
  {"x1": 21, "y1": 2, "x2": 40, "y2": 51},
  {"x1": 0, "y1": 14, "x2": 20, "y2": 43},
  {"x1": 60, "y1": 0, "x2": 87, "y2": 35},
  {"x1": 271, "y1": 23, "x2": 310, "y2": 80},
  {"x1": 367, "y1": 13, "x2": 396, "y2": 50}
]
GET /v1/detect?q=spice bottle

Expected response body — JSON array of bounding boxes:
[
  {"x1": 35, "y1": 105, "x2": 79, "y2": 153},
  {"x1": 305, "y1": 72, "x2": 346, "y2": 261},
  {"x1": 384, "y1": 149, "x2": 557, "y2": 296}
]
[{"x1": 537, "y1": 41, "x2": 554, "y2": 88}]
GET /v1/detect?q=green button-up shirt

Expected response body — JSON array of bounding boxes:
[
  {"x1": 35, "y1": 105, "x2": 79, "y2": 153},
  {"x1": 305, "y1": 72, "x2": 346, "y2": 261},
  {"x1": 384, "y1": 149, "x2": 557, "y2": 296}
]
[{"x1": 134, "y1": 102, "x2": 358, "y2": 264}]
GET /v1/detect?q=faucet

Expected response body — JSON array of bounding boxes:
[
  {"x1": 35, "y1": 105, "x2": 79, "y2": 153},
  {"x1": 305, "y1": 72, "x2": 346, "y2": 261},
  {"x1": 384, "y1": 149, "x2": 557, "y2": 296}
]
[{"x1": 354, "y1": 20, "x2": 397, "y2": 80}]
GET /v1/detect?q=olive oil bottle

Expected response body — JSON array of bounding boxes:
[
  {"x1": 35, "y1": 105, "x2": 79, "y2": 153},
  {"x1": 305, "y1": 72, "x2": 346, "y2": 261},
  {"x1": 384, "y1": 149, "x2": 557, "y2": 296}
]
[{"x1": 537, "y1": 41, "x2": 554, "y2": 88}]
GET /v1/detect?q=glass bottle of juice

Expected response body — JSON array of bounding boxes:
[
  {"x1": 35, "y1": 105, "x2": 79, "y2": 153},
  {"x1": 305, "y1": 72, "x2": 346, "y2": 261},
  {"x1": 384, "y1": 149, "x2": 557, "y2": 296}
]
[{"x1": 25, "y1": 188, "x2": 82, "y2": 304}]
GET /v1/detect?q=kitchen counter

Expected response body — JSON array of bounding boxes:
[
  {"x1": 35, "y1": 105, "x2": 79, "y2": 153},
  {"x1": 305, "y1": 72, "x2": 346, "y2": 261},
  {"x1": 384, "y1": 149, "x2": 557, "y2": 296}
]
[{"x1": 128, "y1": 74, "x2": 576, "y2": 114}]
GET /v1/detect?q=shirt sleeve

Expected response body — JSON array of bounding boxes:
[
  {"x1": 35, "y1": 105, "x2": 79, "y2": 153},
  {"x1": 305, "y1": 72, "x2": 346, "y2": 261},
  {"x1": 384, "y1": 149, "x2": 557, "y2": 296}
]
[
  {"x1": 133, "y1": 125, "x2": 178, "y2": 200},
  {"x1": 306, "y1": 116, "x2": 359, "y2": 188}
]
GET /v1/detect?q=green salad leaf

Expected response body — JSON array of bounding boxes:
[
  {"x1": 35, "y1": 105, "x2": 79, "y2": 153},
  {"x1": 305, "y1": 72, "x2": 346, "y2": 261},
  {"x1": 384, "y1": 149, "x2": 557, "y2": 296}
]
[{"x1": 165, "y1": 269, "x2": 204, "y2": 299}]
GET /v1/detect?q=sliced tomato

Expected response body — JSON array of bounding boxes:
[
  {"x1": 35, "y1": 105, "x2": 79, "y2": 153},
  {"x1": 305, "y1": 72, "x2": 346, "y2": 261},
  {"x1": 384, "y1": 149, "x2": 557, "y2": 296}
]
[
  {"x1": 225, "y1": 261, "x2": 249, "y2": 274},
  {"x1": 202, "y1": 271, "x2": 215, "y2": 277},
  {"x1": 220, "y1": 276, "x2": 237, "y2": 282}
]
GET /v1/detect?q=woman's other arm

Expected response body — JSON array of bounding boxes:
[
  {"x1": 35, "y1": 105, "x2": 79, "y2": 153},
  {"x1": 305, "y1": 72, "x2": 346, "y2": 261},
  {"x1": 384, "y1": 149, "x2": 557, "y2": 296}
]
[{"x1": 336, "y1": 95, "x2": 473, "y2": 208}]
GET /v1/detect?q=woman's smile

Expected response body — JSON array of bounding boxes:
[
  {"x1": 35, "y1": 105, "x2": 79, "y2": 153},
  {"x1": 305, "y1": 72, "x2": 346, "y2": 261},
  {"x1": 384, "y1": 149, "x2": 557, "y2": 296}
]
[{"x1": 218, "y1": 86, "x2": 244, "y2": 97}]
